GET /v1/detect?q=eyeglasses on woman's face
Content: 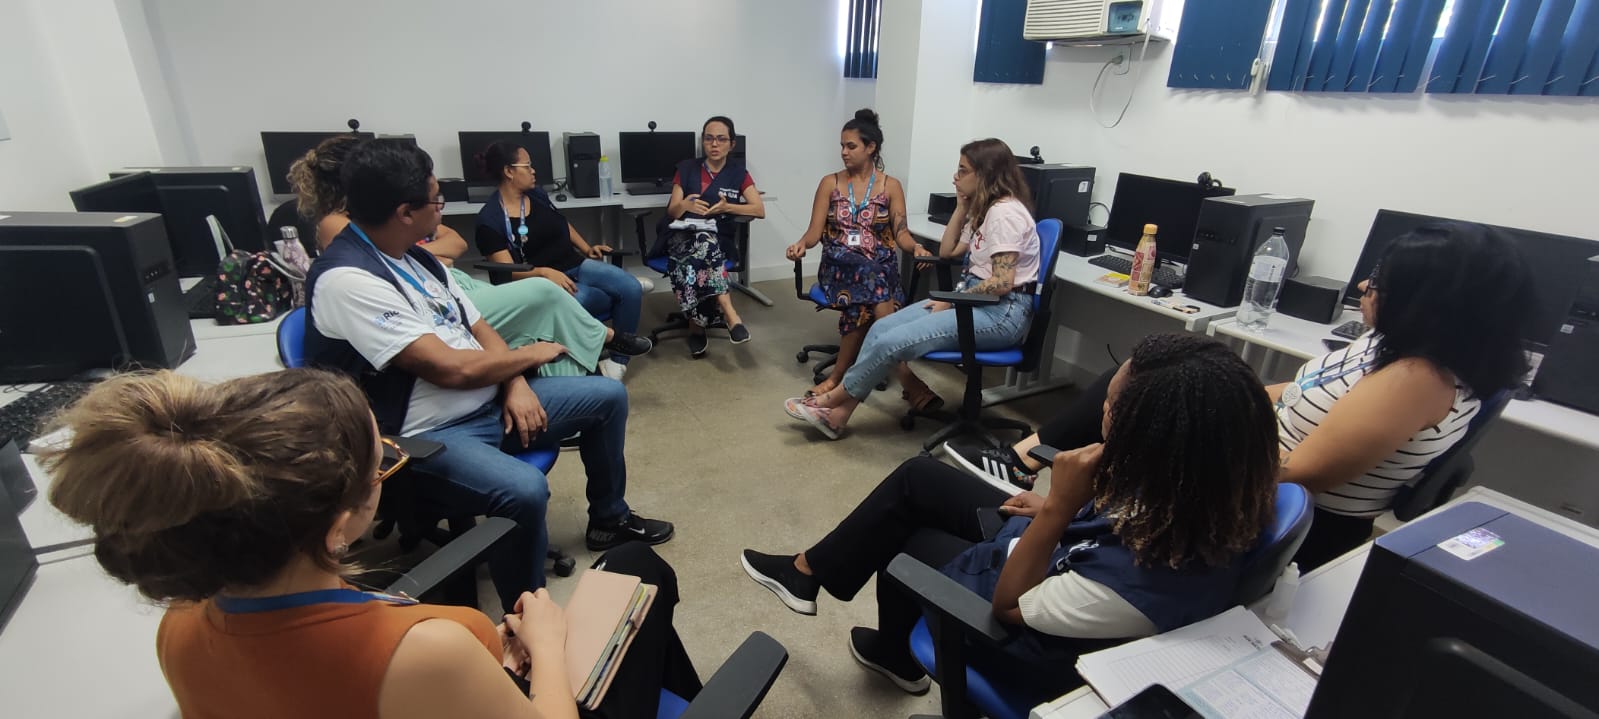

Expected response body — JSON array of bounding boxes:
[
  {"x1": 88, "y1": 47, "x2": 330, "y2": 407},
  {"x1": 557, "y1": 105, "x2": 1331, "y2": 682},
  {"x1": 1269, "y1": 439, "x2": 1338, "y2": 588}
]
[
  {"x1": 703, "y1": 134, "x2": 731, "y2": 146},
  {"x1": 376, "y1": 437, "x2": 409, "y2": 484}
]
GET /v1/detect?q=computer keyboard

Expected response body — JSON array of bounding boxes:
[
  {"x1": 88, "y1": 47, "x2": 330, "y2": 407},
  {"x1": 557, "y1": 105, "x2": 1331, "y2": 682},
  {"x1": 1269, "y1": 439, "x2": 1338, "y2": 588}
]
[
  {"x1": 1086, "y1": 253, "x2": 1185, "y2": 289},
  {"x1": 0, "y1": 381, "x2": 96, "y2": 449},
  {"x1": 185, "y1": 275, "x2": 221, "y2": 320},
  {"x1": 1331, "y1": 320, "x2": 1371, "y2": 340},
  {"x1": 626, "y1": 185, "x2": 675, "y2": 196}
]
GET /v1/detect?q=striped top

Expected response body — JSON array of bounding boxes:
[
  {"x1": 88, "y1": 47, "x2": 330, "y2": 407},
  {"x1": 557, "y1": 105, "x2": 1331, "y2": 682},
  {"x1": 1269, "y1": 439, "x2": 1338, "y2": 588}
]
[{"x1": 1277, "y1": 334, "x2": 1479, "y2": 518}]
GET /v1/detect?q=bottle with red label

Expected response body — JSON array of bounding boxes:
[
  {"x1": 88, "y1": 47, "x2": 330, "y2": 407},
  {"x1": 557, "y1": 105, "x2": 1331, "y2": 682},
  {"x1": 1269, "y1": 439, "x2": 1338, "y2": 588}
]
[{"x1": 1128, "y1": 223, "x2": 1158, "y2": 296}]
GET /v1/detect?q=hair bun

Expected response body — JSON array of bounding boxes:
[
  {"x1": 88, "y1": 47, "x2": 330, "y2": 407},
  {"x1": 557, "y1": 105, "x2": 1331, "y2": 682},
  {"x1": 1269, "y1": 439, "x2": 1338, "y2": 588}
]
[{"x1": 854, "y1": 108, "x2": 880, "y2": 125}]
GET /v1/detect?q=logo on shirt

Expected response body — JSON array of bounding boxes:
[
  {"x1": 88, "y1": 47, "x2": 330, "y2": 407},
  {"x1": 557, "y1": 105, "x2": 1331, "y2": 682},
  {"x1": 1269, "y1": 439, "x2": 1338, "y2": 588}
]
[{"x1": 372, "y1": 310, "x2": 402, "y2": 330}]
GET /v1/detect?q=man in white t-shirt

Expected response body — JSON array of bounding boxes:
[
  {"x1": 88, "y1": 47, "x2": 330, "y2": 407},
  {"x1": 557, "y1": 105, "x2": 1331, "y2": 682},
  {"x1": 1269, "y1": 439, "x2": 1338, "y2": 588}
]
[{"x1": 303, "y1": 139, "x2": 672, "y2": 611}]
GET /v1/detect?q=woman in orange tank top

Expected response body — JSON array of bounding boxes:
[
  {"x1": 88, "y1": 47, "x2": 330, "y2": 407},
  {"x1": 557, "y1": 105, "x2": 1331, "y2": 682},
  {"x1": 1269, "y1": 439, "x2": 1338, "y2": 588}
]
[{"x1": 39, "y1": 369, "x2": 701, "y2": 719}]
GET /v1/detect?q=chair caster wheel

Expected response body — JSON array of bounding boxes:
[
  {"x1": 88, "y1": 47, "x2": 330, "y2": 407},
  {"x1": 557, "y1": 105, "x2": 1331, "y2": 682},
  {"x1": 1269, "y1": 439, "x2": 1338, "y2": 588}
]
[
  {"x1": 552, "y1": 557, "x2": 577, "y2": 577},
  {"x1": 876, "y1": 381, "x2": 888, "y2": 391},
  {"x1": 900, "y1": 416, "x2": 915, "y2": 431},
  {"x1": 796, "y1": 351, "x2": 809, "y2": 363}
]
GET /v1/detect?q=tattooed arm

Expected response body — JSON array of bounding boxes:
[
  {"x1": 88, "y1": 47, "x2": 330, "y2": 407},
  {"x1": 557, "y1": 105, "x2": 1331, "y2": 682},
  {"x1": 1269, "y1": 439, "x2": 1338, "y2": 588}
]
[{"x1": 968, "y1": 252, "x2": 1019, "y2": 296}]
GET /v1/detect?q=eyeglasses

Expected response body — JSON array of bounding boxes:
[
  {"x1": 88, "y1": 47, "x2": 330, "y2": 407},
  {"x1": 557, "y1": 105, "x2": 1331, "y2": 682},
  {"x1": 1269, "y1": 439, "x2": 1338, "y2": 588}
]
[
  {"x1": 703, "y1": 134, "x2": 731, "y2": 145},
  {"x1": 376, "y1": 437, "x2": 409, "y2": 484},
  {"x1": 954, "y1": 166, "x2": 973, "y2": 179},
  {"x1": 417, "y1": 195, "x2": 446, "y2": 210},
  {"x1": 510, "y1": 163, "x2": 533, "y2": 171},
  {"x1": 1366, "y1": 263, "x2": 1381, "y2": 291}
]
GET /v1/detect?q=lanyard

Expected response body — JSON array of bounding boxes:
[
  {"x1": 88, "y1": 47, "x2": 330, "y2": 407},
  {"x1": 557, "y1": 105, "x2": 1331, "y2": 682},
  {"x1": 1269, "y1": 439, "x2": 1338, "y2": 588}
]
[
  {"x1": 501, "y1": 196, "x2": 528, "y2": 253},
  {"x1": 704, "y1": 161, "x2": 719, "y2": 183},
  {"x1": 847, "y1": 172, "x2": 876, "y2": 223},
  {"x1": 1279, "y1": 345, "x2": 1377, "y2": 410},
  {"x1": 213, "y1": 587, "x2": 418, "y2": 614},
  {"x1": 347, "y1": 223, "x2": 436, "y2": 299}
]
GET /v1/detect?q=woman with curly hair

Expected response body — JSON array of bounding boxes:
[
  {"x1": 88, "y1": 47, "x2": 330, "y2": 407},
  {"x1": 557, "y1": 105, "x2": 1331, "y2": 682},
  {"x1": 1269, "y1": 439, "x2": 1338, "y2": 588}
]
[{"x1": 743, "y1": 333, "x2": 1279, "y2": 698}]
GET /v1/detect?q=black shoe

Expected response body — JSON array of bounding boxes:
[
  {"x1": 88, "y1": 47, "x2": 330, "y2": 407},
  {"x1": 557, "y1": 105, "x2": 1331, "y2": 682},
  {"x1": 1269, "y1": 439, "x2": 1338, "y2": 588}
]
[
  {"x1": 848, "y1": 627, "x2": 931, "y2": 694},
  {"x1": 688, "y1": 332, "x2": 709, "y2": 358},
  {"x1": 729, "y1": 323, "x2": 751, "y2": 344},
  {"x1": 585, "y1": 512, "x2": 674, "y2": 551},
  {"x1": 740, "y1": 550, "x2": 819, "y2": 615},
  {"x1": 943, "y1": 441, "x2": 1036, "y2": 493},
  {"x1": 605, "y1": 331, "x2": 653, "y2": 357}
]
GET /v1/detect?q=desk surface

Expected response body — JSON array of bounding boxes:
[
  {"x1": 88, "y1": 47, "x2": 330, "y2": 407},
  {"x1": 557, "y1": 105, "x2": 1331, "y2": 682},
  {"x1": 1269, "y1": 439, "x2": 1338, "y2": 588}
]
[{"x1": 443, "y1": 190, "x2": 776, "y2": 217}]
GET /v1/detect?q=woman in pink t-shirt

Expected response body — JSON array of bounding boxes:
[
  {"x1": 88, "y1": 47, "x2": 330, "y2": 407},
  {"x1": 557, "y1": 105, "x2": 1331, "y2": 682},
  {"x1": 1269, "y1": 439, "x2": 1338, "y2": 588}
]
[{"x1": 786, "y1": 139, "x2": 1041, "y2": 440}]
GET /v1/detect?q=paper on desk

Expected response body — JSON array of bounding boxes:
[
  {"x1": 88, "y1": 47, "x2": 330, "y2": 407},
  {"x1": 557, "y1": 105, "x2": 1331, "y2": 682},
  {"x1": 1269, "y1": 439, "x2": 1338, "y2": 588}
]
[
  {"x1": 1075, "y1": 606, "x2": 1278, "y2": 707},
  {"x1": 1178, "y1": 644, "x2": 1317, "y2": 719}
]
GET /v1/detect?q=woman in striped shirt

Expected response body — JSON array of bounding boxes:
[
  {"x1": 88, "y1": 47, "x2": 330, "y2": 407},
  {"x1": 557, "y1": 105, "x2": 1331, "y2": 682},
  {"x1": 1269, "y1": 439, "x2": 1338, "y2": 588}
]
[{"x1": 948, "y1": 222, "x2": 1536, "y2": 570}]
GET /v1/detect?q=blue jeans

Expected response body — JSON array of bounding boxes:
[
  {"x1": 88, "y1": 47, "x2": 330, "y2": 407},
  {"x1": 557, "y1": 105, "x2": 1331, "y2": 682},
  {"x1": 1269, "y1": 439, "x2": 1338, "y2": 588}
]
[
  {"x1": 564, "y1": 259, "x2": 643, "y2": 365},
  {"x1": 412, "y1": 375, "x2": 632, "y2": 611},
  {"x1": 842, "y1": 293, "x2": 1032, "y2": 400}
]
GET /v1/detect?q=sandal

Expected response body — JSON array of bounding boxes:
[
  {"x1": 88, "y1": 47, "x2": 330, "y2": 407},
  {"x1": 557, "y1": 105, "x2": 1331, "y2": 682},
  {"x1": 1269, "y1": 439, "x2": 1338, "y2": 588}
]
[
  {"x1": 783, "y1": 396, "x2": 819, "y2": 421},
  {"x1": 804, "y1": 378, "x2": 839, "y2": 399},
  {"x1": 796, "y1": 404, "x2": 845, "y2": 440},
  {"x1": 901, "y1": 387, "x2": 945, "y2": 414}
]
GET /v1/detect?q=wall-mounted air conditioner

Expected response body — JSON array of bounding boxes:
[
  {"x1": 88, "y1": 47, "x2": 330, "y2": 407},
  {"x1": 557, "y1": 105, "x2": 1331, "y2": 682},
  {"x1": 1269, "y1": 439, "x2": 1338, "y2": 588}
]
[{"x1": 1023, "y1": 0, "x2": 1161, "y2": 42}]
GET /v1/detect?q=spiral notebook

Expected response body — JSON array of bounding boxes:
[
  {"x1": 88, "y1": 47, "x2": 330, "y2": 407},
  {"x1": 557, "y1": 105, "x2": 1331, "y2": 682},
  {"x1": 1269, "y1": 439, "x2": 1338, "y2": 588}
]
[{"x1": 564, "y1": 569, "x2": 657, "y2": 710}]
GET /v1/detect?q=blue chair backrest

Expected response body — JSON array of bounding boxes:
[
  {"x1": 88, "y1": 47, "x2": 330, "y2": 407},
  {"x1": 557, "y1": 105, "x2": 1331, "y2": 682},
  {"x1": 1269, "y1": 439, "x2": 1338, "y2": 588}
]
[
  {"x1": 1231, "y1": 482, "x2": 1313, "y2": 605},
  {"x1": 1390, "y1": 388, "x2": 1511, "y2": 520},
  {"x1": 1015, "y1": 219, "x2": 1063, "y2": 372},
  {"x1": 277, "y1": 306, "x2": 307, "y2": 368}
]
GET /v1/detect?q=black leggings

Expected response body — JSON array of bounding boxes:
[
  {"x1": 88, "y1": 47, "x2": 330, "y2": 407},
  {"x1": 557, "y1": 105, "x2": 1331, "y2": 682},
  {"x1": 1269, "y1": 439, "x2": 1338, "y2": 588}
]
[{"x1": 584, "y1": 543, "x2": 703, "y2": 719}]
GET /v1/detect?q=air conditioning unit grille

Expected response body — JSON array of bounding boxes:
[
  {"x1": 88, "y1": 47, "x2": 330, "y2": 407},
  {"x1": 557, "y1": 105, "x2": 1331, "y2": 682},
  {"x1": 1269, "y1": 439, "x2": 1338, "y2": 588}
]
[{"x1": 1024, "y1": 0, "x2": 1112, "y2": 40}]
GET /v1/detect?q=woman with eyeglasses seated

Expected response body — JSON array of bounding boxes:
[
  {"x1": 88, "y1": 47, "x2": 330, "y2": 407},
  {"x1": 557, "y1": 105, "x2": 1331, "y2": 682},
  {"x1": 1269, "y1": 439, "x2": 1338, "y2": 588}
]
[
  {"x1": 655, "y1": 116, "x2": 766, "y2": 357},
  {"x1": 476, "y1": 142, "x2": 651, "y2": 381},
  {"x1": 784, "y1": 138, "x2": 1040, "y2": 440},
  {"x1": 41, "y1": 369, "x2": 703, "y2": 719},
  {"x1": 290, "y1": 137, "x2": 649, "y2": 380},
  {"x1": 745, "y1": 334, "x2": 1279, "y2": 697},
  {"x1": 946, "y1": 222, "x2": 1536, "y2": 570},
  {"x1": 784, "y1": 108, "x2": 933, "y2": 401}
]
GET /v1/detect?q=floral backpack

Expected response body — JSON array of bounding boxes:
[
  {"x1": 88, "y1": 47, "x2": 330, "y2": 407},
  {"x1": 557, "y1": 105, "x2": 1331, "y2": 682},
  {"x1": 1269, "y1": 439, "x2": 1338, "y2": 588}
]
[{"x1": 210, "y1": 227, "x2": 311, "y2": 325}]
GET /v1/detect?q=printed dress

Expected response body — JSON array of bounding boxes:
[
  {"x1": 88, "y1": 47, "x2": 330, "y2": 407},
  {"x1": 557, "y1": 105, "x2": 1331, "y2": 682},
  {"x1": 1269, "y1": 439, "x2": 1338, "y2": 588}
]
[{"x1": 817, "y1": 189, "x2": 902, "y2": 334}]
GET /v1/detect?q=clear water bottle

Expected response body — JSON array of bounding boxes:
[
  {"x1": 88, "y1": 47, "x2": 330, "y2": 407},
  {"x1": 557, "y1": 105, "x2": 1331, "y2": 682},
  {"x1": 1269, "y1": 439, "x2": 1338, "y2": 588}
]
[
  {"x1": 1238, "y1": 226, "x2": 1291, "y2": 331},
  {"x1": 597, "y1": 154, "x2": 614, "y2": 199}
]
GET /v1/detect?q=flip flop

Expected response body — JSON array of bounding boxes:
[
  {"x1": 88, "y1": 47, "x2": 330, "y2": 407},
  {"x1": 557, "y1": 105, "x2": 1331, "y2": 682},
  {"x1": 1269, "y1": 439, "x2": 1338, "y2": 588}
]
[
  {"x1": 797, "y1": 404, "x2": 845, "y2": 440},
  {"x1": 783, "y1": 397, "x2": 813, "y2": 421}
]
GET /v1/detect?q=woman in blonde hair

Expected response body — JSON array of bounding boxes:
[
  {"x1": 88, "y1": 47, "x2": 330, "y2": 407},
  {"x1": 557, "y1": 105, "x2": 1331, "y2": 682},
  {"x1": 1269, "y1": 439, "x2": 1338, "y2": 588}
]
[
  {"x1": 40, "y1": 369, "x2": 701, "y2": 719},
  {"x1": 784, "y1": 138, "x2": 1041, "y2": 440},
  {"x1": 289, "y1": 139, "x2": 650, "y2": 380}
]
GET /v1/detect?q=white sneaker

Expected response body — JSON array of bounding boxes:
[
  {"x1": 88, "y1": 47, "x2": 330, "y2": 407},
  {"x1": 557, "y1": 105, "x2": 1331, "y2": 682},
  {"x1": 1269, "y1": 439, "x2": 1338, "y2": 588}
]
[
  {"x1": 598, "y1": 359, "x2": 627, "y2": 381},
  {"x1": 635, "y1": 276, "x2": 655, "y2": 292}
]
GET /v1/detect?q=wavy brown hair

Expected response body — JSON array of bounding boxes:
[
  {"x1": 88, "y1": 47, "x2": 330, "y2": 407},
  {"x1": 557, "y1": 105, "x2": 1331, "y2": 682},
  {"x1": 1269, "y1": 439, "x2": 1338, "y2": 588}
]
[
  {"x1": 960, "y1": 138, "x2": 1033, "y2": 234},
  {"x1": 287, "y1": 134, "x2": 362, "y2": 220},
  {"x1": 1095, "y1": 334, "x2": 1279, "y2": 569},
  {"x1": 39, "y1": 369, "x2": 379, "y2": 602}
]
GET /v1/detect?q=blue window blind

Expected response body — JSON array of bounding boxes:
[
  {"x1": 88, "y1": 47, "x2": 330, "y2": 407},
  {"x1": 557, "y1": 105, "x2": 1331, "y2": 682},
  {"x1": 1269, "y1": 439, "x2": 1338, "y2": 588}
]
[
  {"x1": 1429, "y1": 0, "x2": 1599, "y2": 95},
  {"x1": 1168, "y1": 0, "x2": 1276, "y2": 89},
  {"x1": 845, "y1": 0, "x2": 882, "y2": 79},
  {"x1": 1268, "y1": 0, "x2": 1449, "y2": 91},
  {"x1": 974, "y1": 0, "x2": 1046, "y2": 85}
]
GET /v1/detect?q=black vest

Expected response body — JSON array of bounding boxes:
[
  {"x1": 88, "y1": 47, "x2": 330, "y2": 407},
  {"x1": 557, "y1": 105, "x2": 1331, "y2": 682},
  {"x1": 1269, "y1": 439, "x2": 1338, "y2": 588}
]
[
  {"x1": 649, "y1": 159, "x2": 749, "y2": 259},
  {"x1": 304, "y1": 228, "x2": 471, "y2": 435}
]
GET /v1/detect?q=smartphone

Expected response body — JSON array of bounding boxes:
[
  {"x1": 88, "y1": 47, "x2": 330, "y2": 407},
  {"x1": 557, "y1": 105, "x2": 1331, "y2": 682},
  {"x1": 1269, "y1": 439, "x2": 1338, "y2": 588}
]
[
  {"x1": 976, "y1": 507, "x2": 1006, "y2": 540},
  {"x1": 1100, "y1": 683, "x2": 1202, "y2": 719},
  {"x1": 1322, "y1": 338, "x2": 1351, "y2": 352},
  {"x1": 1027, "y1": 444, "x2": 1064, "y2": 467}
]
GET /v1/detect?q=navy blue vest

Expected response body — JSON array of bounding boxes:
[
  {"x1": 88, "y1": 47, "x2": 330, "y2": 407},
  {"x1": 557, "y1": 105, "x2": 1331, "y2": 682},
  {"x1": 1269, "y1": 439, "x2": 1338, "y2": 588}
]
[
  {"x1": 303, "y1": 227, "x2": 471, "y2": 435},
  {"x1": 941, "y1": 505, "x2": 1245, "y2": 633},
  {"x1": 649, "y1": 158, "x2": 749, "y2": 259}
]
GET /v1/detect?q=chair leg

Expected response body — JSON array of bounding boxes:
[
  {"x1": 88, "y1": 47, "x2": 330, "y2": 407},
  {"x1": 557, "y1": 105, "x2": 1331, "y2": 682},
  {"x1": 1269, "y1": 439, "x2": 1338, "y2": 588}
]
[{"x1": 928, "y1": 613, "x2": 982, "y2": 719}]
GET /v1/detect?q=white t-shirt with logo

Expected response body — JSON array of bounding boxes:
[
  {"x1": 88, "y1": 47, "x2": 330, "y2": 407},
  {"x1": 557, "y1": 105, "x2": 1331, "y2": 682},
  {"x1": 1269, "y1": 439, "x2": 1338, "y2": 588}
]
[{"x1": 311, "y1": 255, "x2": 497, "y2": 436}]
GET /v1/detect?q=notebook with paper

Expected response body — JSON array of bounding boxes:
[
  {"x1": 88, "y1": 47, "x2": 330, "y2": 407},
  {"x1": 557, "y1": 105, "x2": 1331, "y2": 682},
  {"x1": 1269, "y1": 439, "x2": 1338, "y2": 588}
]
[{"x1": 564, "y1": 569, "x2": 657, "y2": 710}]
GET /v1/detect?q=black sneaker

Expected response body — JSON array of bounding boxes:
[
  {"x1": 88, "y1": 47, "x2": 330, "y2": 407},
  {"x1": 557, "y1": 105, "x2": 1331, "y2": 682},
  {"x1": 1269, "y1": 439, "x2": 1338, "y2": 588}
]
[
  {"x1": 848, "y1": 627, "x2": 931, "y2": 694},
  {"x1": 740, "y1": 550, "x2": 819, "y2": 615},
  {"x1": 729, "y1": 323, "x2": 751, "y2": 344},
  {"x1": 585, "y1": 512, "x2": 674, "y2": 551},
  {"x1": 688, "y1": 332, "x2": 709, "y2": 358},
  {"x1": 605, "y1": 332, "x2": 653, "y2": 357},
  {"x1": 943, "y1": 441, "x2": 1036, "y2": 493}
]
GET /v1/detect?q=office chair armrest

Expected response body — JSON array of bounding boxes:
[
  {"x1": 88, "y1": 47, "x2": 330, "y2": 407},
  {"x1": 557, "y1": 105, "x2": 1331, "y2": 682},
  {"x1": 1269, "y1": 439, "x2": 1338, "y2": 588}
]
[
  {"x1": 472, "y1": 261, "x2": 536, "y2": 273},
  {"x1": 793, "y1": 257, "x2": 808, "y2": 300},
  {"x1": 929, "y1": 290, "x2": 1001, "y2": 306},
  {"x1": 886, "y1": 554, "x2": 1016, "y2": 647},
  {"x1": 383, "y1": 517, "x2": 517, "y2": 599},
  {"x1": 387, "y1": 435, "x2": 444, "y2": 461},
  {"x1": 678, "y1": 631, "x2": 789, "y2": 719},
  {"x1": 731, "y1": 215, "x2": 756, "y2": 225}
]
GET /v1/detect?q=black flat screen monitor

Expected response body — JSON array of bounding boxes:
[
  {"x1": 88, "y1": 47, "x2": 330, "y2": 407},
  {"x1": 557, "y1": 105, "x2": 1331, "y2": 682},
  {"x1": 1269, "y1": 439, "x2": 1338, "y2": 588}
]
[
  {"x1": 260, "y1": 131, "x2": 374, "y2": 194},
  {"x1": 458, "y1": 131, "x2": 554, "y2": 188},
  {"x1": 0, "y1": 245, "x2": 126, "y2": 383},
  {"x1": 620, "y1": 131, "x2": 697, "y2": 187},
  {"x1": 74, "y1": 173, "x2": 227, "y2": 277},
  {"x1": 1343, "y1": 209, "x2": 1599, "y2": 347},
  {"x1": 113, "y1": 166, "x2": 268, "y2": 252},
  {"x1": 1104, "y1": 173, "x2": 1235, "y2": 264}
]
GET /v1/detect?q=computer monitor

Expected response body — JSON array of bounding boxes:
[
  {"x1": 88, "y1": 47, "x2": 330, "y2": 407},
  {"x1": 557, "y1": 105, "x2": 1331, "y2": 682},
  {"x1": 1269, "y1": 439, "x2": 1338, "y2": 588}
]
[
  {"x1": 1104, "y1": 173, "x2": 1236, "y2": 265},
  {"x1": 113, "y1": 166, "x2": 268, "y2": 252},
  {"x1": 730, "y1": 134, "x2": 748, "y2": 163},
  {"x1": 1306, "y1": 502, "x2": 1599, "y2": 718},
  {"x1": 73, "y1": 173, "x2": 227, "y2": 277},
  {"x1": 1342, "y1": 210, "x2": 1599, "y2": 347},
  {"x1": 619, "y1": 131, "x2": 697, "y2": 189},
  {"x1": 260, "y1": 130, "x2": 374, "y2": 195},
  {"x1": 457, "y1": 130, "x2": 554, "y2": 188}
]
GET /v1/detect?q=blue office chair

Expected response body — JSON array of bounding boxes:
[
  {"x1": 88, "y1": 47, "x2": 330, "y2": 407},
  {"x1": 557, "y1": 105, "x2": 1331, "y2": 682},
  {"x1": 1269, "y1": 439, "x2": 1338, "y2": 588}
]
[
  {"x1": 889, "y1": 482, "x2": 1314, "y2": 719},
  {"x1": 903, "y1": 218, "x2": 1064, "y2": 453},
  {"x1": 1390, "y1": 389, "x2": 1512, "y2": 521},
  {"x1": 277, "y1": 307, "x2": 576, "y2": 579}
]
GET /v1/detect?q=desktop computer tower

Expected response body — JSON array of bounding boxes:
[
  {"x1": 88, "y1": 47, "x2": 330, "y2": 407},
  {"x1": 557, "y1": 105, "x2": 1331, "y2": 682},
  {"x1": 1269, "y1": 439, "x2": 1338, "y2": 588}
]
[
  {"x1": 0, "y1": 212, "x2": 194, "y2": 382},
  {"x1": 564, "y1": 132, "x2": 601, "y2": 198},
  {"x1": 1532, "y1": 255, "x2": 1599, "y2": 413},
  {"x1": 1019, "y1": 164, "x2": 1095, "y2": 228},
  {"x1": 1184, "y1": 194, "x2": 1314, "y2": 308}
]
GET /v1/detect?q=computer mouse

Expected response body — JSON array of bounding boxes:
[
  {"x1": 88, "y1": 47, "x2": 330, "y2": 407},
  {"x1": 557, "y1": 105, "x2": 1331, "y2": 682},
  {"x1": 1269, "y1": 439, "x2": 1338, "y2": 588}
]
[
  {"x1": 555, "y1": 192, "x2": 568, "y2": 202},
  {"x1": 1148, "y1": 284, "x2": 1173, "y2": 298}
]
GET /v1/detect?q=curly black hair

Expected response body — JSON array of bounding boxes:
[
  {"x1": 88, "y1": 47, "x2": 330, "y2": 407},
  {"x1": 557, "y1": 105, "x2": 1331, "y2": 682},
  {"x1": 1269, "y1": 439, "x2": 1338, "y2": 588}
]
[{"x1": 1095, "y1": 334, "x2": 1280, "y2": 569}]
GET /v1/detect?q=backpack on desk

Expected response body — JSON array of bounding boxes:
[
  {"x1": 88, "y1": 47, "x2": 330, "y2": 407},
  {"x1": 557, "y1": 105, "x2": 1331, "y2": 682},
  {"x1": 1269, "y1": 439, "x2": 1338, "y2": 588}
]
[{"x1": 212, "y1": 249, "x2": 302, "y2": 324}]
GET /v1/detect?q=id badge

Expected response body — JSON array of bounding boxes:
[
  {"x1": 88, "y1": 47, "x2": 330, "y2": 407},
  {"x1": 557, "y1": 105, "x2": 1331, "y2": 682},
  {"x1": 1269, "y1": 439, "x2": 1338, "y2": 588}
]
[{"x1": 846, "y1": 230, "x2": 863, "y2": 247}]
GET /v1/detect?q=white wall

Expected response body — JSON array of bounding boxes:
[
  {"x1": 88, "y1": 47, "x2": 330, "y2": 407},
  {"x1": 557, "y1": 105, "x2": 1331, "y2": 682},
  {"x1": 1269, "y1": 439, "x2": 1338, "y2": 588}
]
[
  {"x1": 0, "y1": 1, "x2": 97, "y2": 211},
  {"x1": 944, "y1": 41, "x2": 1599, "y2": 281},
  {"x1": 144, "y1": 0, "x2": 876, "y2": 276}
]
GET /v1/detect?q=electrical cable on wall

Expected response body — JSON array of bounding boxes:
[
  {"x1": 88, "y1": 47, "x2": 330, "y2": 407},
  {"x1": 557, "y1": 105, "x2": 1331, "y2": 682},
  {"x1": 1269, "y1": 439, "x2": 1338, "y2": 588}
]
[{"x1": 1088, "y1": 29, "x2": 1154, "y2": 129}]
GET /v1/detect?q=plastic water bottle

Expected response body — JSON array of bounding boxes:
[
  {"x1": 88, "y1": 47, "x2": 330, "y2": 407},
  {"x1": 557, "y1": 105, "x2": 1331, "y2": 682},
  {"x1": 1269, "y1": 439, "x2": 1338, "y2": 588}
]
[
  {"x1": 1264, "y1": 562, "x2": 1300, "y2": 622},
  {"x1": 1127, "y1": 223, "x2": 1158, "y2": 296},
  {"x1": 597, "y1": 155, "x2": 614, "y2": 199},
  {"x1": 1238, "y1": 226, "x2": 1291, "y2": 331}
]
